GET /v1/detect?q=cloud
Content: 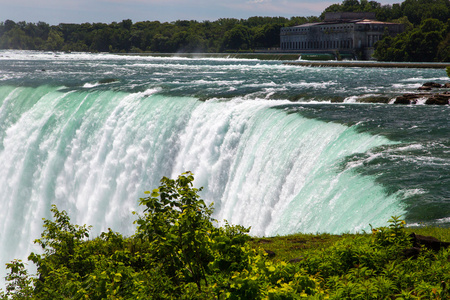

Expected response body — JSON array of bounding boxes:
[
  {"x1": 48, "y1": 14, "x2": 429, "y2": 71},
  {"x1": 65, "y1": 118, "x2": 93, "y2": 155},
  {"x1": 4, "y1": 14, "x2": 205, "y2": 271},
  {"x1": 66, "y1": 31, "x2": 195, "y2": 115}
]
[
  {"x1": 222, "y1": 0, "x2": 335, "y2": 16},
  {"x1": 247, "y1": 0, "x2": 272, "y2": 4},
  {"x1": 0, "y1": 0, "x2": 339, "y2": 24}
]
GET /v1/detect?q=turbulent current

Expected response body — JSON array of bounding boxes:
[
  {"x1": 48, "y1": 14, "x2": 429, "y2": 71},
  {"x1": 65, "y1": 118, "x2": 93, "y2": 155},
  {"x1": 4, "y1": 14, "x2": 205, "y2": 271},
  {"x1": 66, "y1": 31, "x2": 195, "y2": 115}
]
[{"x1": 0, "y1": 51, "x2": 449, "y2": 283}]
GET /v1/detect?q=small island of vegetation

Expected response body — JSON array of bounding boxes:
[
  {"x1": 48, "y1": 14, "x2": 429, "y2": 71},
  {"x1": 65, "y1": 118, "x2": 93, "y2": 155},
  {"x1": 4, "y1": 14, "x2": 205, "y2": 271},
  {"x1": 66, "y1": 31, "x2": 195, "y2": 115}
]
[{"x1": 2, "y1": 172, "x2": 449, "y2": 299}]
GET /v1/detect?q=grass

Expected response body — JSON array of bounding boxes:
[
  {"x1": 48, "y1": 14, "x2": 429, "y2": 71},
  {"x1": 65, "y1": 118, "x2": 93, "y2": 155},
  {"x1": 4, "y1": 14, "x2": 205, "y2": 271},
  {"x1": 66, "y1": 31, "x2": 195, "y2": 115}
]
[{"x1": 250, "y1": 226, "x2": 450, "y2": 263}]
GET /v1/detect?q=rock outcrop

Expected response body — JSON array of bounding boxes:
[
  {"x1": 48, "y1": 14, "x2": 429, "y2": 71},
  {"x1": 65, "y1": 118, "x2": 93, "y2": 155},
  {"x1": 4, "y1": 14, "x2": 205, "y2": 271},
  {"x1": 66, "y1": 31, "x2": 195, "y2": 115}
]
[
  {"x1": 410, "y1": 233, "x2": 450, "y2": 251},
  {"x1": 393, "y1": 82, "x2": 450, "y2": 105},
  {"x1": 403, "y1": 233, "x2": 450, "y2": 259}
]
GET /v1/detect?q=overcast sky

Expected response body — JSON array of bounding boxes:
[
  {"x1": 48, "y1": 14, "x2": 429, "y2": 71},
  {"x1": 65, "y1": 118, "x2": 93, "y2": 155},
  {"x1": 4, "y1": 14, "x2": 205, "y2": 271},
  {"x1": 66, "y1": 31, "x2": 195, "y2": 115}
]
[{"x1": 0, "y1": 0, "x2": 402, "y2": 25}]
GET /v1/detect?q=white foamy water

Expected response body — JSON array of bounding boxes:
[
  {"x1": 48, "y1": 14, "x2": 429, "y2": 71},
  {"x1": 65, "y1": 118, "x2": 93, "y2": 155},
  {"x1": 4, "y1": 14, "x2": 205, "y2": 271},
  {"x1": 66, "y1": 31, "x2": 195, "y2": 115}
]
[{"x1": 1, "y1": 52, "x2": 448, "y2": 288}]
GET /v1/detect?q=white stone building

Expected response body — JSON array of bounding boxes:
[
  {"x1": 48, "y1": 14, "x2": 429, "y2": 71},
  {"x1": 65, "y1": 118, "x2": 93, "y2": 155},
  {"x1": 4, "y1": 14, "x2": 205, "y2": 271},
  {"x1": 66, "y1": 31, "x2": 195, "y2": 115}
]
[{"x1": 280, "y1": 12, "x2": 404, "y2": 60}]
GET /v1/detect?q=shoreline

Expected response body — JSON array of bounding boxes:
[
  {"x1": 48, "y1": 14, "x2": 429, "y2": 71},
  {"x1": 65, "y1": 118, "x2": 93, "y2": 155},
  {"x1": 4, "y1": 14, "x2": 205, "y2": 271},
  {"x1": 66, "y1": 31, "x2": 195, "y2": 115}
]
[
  {"x1": 116, "y1": 52, "x2": 302, "y2": 61},
  {"x1": 284, "y1": 61, "x2": 449, "y2": 68},
  {"x1": 118, "y1": 53, "x2": 449, "y2": 68}
]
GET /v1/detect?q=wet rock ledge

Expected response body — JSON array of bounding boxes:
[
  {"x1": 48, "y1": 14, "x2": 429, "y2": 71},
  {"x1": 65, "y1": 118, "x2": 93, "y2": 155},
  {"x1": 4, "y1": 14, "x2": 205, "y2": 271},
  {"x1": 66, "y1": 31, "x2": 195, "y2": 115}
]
[{"x1": 394, "y1": 82, "x2": 450, "y2": 105}]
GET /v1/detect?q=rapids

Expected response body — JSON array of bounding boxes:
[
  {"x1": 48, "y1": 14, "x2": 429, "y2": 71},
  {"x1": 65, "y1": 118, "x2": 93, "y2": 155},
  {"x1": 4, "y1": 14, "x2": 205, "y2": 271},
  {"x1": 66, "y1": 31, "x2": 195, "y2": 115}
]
[{"x1": 0, "y1": 51, "x2": 448, "y2": 285}]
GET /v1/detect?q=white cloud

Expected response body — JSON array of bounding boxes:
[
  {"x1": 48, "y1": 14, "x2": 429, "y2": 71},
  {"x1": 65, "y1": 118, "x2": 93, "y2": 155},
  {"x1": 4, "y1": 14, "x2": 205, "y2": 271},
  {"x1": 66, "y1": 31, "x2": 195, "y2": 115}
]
[
  {"x1": 0, "y1": 0, "x2": 341, "y2": 24},
  {"x1": 222, "y1": 0, "x2": 335, "y2": 16},
  {"x1": 247, "y1": 0, "x2": 272, "y2": 4}
]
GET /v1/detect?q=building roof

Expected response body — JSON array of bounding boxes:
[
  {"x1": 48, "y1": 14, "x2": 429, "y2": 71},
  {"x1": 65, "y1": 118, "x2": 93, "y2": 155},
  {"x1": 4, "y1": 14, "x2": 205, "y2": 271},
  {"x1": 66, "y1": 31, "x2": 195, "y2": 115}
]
[{"x1": 288, "y1": 18, "x2": 400, "y2": 29}]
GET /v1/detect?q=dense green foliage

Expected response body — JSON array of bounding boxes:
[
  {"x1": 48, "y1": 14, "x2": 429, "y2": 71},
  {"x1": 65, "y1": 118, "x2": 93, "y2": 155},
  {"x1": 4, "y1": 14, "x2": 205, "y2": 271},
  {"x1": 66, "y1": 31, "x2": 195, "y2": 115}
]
[
  {"x1": 2, "y1": 0, "x2": 450, "y2": 61},
  {"x1": 0, "y1": 17, "x2": 319, "y2": 53},
  {"x1": 322, "y1": 0, "x2": 450, "y2": 24},
  {"x1": 1, "y1": 173, "x2": 450, "y2": 299},
  {"x1": 374, "y1": 17, "x2": 450, "y2": 61}
]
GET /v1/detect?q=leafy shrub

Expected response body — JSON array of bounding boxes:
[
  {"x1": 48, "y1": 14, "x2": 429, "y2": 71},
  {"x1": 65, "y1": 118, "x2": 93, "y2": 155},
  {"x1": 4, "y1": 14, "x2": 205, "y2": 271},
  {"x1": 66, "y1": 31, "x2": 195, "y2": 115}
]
[{"x1": 1, "y1": 174, "x2": 450, "y2": 299}]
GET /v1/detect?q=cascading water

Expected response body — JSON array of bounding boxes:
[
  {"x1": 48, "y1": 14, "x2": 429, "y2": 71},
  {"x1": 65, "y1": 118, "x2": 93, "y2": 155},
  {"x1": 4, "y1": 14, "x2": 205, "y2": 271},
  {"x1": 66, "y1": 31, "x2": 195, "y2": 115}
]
[
  {"x1": 0, "y1": 85, "x2": 405, "y2": 281},
  {"x1": 170, "y1": 98, "x2": 404, "y2": 235},
  {"x1": 1, "y1": 51, "x2": 448, "y2": 287}
]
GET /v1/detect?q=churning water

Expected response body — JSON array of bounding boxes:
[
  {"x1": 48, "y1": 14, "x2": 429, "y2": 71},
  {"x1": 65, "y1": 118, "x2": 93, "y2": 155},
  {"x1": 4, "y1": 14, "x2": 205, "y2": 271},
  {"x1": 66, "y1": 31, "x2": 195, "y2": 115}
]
[{"x1": 0, "y1": 51, "x2": 448, "y2": 284}]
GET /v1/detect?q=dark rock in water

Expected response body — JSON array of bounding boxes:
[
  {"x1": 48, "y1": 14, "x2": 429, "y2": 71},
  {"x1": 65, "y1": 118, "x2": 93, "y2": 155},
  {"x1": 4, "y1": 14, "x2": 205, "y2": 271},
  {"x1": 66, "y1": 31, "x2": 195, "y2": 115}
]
[
  {"x1": 425, "y1": 94, "x2": 450, "y2": 105},
  {"x1": 444, "y1": 83, "x2": 450, "y2": 88},
  {"x1": 431, "y1": 82, "x2": 442, "y2": 88},
  {"x1": 425, "y1": 98, "x2": 447, "y2": 105},
  {"x1": 98, "y1": 78, "x2": 119, "y2": 84},
  {"x1": 418, "y1": 86, "x2": 432, "y2": 91},
  {"x1": 359, "y1": 96, "x2": 390, "y2": 104},
  {"x1": 422, "y1": 82, "x2": 442, "y2": 88},
  {"x1": 264, "y1": 249, "x2": 276, "y2": 257},
  {"x1": 410, "y1": 233, "x2": 450, "y2": 251},
  {"x1": 286, "y1": 94, "x2": 308, "y2": 102},
  {"x1": 330, "y1": 96, "x2": 345, "y2": 103},
  {"x1": 394, "y1": 92, "x2": 449, "y2": 105},
  {"x1": 394, "y1": 96, "x2": 414, "y2": 104}
]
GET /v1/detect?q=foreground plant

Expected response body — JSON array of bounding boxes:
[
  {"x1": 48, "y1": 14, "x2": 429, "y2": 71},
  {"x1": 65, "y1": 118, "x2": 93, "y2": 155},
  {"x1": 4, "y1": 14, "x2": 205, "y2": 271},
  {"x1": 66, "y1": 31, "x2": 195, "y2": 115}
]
[{"x1": 1, "y1": 173, "x2": 450, "y2": 299}]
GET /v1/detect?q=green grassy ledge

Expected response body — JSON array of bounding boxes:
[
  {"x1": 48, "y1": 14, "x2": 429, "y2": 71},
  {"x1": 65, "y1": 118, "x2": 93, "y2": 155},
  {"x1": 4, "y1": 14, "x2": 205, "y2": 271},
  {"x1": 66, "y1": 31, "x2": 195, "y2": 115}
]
[{"x1": 250, "y1": 227, "x2": 450, "y2": 263}]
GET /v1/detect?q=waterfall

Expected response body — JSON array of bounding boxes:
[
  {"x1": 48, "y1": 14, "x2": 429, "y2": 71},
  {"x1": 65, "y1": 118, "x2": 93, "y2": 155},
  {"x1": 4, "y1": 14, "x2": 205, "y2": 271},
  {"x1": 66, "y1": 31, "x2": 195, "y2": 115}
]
[{"x1": 0, "y1": 85, "x2": 404, "y2": 283}]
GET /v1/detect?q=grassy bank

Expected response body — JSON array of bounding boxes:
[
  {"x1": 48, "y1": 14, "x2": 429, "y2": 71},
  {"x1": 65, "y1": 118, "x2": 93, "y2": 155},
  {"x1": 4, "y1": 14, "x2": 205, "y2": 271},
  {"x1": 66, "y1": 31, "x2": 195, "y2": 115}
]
[{"x1": 250, "y1": 226, "x2": 450, "y2": 263}]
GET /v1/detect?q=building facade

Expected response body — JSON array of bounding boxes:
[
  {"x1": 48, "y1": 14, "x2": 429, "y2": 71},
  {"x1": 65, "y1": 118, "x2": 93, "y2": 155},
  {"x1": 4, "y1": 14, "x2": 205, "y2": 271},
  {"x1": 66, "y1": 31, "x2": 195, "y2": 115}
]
[{"x1": 280, "y1": 12, "x2": 404, "y2": 60}]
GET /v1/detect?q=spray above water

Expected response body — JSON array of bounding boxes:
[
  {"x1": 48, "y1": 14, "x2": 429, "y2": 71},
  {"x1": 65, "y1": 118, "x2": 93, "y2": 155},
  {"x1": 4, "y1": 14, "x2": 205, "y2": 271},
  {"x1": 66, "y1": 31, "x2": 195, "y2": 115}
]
[
  {"x1": 0, "y1": 86, "x2": 405, "y2": 278},
  {"x1": 3, "y1": 53, "x2": 447, "y2": 287}
]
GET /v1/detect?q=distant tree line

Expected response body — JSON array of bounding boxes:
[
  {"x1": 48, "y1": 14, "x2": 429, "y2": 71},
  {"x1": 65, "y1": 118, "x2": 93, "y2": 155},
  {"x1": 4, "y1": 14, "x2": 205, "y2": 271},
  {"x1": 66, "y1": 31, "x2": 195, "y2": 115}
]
[
  {"x1": 1, "y1": 0, "x2": 450, "y2": 61},
  {"x1": 0, "y1": 17, "x2": 320, "y2": 53}
]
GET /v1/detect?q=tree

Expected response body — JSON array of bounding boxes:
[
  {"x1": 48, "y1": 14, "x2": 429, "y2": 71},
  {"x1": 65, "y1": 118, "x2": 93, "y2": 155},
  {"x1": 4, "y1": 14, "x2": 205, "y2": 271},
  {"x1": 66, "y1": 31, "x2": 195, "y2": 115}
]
[
  {"x1": 27, "y1": 205, "x2": 91, "y2": 298},
  {"x1": 437, "y1": 33, "x2": 450, "y2": 61},
  {"x1": 134, "y1": 172, "x2": 217, "y2": 293},
  {"x1": 221, "y1": 25, "x2": 252, "y2": 51},
  {"x1": 374, "y1": 17, "x2": 448, "y2": 62},
  {"x1": 45, "y1": 28, "x2": 64, "y2": 50},
  {"x1": 0, "y1": 172, "x2": 253, "y2": 299}
]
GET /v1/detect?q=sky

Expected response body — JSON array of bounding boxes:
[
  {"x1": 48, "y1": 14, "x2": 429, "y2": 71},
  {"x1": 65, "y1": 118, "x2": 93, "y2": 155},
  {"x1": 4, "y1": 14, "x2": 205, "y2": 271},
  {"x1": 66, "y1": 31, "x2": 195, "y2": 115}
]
[{"x1": 0, "y1": 0, "x2": 402, "y2": 25}]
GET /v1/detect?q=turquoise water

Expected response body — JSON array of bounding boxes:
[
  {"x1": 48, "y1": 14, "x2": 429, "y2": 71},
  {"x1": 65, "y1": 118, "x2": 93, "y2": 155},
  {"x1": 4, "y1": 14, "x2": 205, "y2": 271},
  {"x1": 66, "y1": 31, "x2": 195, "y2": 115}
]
[{"x1": 0, "y1": 51, "x2": 448, "y2": 282}]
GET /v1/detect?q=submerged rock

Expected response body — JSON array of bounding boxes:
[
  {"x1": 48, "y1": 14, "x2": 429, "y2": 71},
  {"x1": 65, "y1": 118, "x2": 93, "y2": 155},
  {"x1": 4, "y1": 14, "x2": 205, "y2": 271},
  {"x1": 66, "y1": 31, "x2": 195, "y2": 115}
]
[
  {"x1": 98, "y1": 78, "x2": 119, "y2": 84},
  {"x1": 394, "y1": 93, "x2": 430, "y2": 104},
  {"x1": 425, "y1": 93, "x2": 450, "y2": 105},
  {"x1": 394, "y1": 92, "x2": 449, "y2": 105},
  {"x1": 417, "y1": 86, "x2": 432, "y2": 91},
  {"x1": 359, "y1": 96, "x2": 390, "y2": 103},
  {"x1": 329, "y1": 96, "x2": 345, "y2": 103},
  {"x1": 422, "y1": 82, "x2": 442, "y2": 88}
]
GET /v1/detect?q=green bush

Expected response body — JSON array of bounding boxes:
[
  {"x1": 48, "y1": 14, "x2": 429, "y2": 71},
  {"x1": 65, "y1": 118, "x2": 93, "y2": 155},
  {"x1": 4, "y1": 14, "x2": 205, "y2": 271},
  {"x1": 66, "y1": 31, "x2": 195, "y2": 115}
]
[{"x1": 1, "y1": 174, "x2": 450, "y2": 299}]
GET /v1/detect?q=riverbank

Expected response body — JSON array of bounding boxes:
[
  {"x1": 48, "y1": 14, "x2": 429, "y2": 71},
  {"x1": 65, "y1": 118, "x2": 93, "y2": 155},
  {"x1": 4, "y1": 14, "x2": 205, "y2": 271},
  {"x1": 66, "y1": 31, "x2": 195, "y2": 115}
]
[
  {"x1": 117, "y1": 52, "x2": 302, "y2": 60},
  {"x1": 284, "y1": 61, "x2": 450, "y2": 68},
  {"x1": 119, "y1": 53, "x2": 450, "y2": 68}
]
